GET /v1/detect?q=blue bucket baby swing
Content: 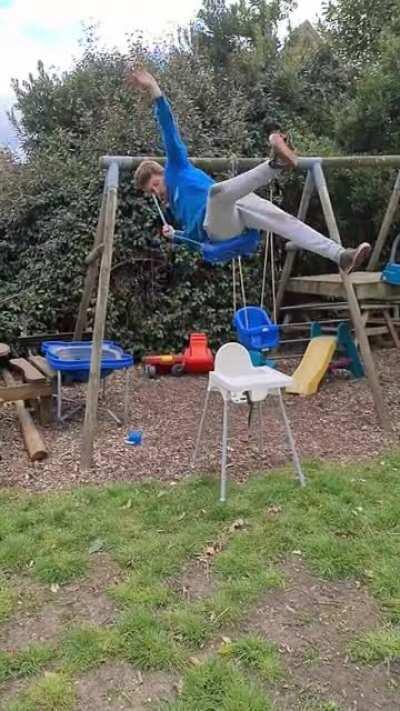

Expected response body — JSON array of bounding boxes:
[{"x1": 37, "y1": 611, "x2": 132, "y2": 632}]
[
  {"x1": 381, "y1": 233, "x2": 400, "y2": 285},
  {"x1": 231, "y1": 232, "x2": 280, "y2": 365},
  {"x1": 152, "y1": 194, "x2": 280, "y2": 360}
]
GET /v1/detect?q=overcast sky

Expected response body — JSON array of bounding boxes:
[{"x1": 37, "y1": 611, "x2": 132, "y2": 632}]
[{"x1": 0, "y1": 0, "x2": 323, "y2": 147}]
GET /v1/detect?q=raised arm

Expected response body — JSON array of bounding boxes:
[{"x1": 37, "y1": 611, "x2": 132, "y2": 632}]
[{"x1": 126, "y1": 69, "x2": 189, "y2": 168}]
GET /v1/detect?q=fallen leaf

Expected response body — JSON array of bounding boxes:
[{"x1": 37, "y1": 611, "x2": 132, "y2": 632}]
[
  {"x1": 88, "y1": 539, "x2": 105, "y2": 554},
  {"x1": 229, "y1": 518, "x2": 245, "y2": 532},
  {"x1": 266, "y1": 505, "x2": 282, "y2": 515},
  {"x1": 121, "y1": 498, "x2": 132, "y2": 509},
  {"x1": 173, "y1": 679, "x2": 184, "y2": 695},
  {"x1": 189, "y1": 656, "x2": 201, "y2": 666}
]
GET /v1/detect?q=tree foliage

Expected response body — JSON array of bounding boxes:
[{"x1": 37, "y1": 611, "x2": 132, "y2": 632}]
[
  {"x1": 321, "y1": 0, "x2": 400, "y2": 66},
  {"x1": 0, "y1": 0, "x2": 399, "y2": 351}
]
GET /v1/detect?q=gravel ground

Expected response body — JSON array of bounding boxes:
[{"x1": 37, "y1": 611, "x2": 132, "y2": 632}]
[{"x1": 1, "y1": 347, "x2": 399, "y2": 492}]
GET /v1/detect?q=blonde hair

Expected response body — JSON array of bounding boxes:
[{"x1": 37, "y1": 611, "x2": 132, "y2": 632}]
[{"x1": 134, "y1": 160, "x2": 164, "y2": 191}]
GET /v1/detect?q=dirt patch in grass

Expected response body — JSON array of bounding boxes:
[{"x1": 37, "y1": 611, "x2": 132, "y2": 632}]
[
  {"x1": 170, "y1": 559, "x2": 216, "y2": 602},
  {"x1": 74, "y1": 662, "x2": 178, "y2": 710},
  {"x1": 1, "y1": 347, "x2": 399, "y2": 492},
  {"x1": 0, "y1": 554, "x2": 121, "y2": 652},
  {"x1": 244, "y1": 559, "x2": 400, "y2": 710},
  {"x1": 0, "y1": 678, "x2": 30, "y2": 711}
]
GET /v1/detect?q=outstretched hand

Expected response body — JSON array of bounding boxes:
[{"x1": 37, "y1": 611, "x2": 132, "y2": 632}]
[
  {"x1": 125, "y1": 69, "x2": 161, "y2": 98},
  {"x1": 162, "y1": 224, "x2": 175, "y2": 239}
]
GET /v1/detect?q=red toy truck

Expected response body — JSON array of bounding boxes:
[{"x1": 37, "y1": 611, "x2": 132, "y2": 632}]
[{"x1": 143, "y1": 333, "x2": 214, "y2": 377}]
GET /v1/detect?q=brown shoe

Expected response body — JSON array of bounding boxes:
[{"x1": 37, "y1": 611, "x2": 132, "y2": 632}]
[
  {"x1": 339, "y1": 242, "x2": 371, "y2": 274},
  {"x1": 269, "y1": 131, "x2": 298, "y2": 169}
]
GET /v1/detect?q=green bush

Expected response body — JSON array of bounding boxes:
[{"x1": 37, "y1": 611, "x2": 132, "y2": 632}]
[{"x1": 1, "y1": 2, "x2": 398, "y2": 352}]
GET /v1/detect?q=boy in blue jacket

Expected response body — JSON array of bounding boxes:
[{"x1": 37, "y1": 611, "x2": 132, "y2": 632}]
[{"x1": 129, "y1": 69, "x2": 370, "y2": 273}]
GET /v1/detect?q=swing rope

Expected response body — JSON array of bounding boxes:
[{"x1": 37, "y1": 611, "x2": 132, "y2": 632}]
[
  {"x1": 237, "y1": 256, "x2": 247, "y2": 311},
  {"x1": 152, "y1": 194, "x2": 168, "y2": 227},
  {"x1": 237, "y1": 256, "x2": 249, "y2": 329},
  {"x1": 260, "y1": 232, "x2": 270, "y2": 310},
  {"x1": 270, "y1": 231, "x2": 277, "y2": 323},
  {"x1": 232, "y1": 228, "x2": 277, "y2": 325},
  {"x1": 259, "y1": 186, "x2": 278, "y2": 323},
  {"x1": 232, "y1": 259, "x2": 237, "y2": 314}
]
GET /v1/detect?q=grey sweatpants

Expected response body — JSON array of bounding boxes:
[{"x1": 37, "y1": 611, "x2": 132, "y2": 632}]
[{"x1": 203, "y1": 160, "x2": 344, "y2": 264}]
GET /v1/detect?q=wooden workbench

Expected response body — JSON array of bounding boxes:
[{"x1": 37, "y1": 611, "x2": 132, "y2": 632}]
[{"x1": 287, "y1": 271, "x2": 400, "y2": 302}]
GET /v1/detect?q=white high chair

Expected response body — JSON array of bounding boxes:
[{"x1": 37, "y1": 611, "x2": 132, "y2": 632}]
[{"x1": 192, "y1": 342, "x2": 305, "y2": 502}]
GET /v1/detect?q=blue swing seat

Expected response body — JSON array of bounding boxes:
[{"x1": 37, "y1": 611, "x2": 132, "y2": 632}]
[
  {"x1": 173, "y1": 230, "x2": 261, "y2": 264},
  {"x1": 233, "y1": 306, "x2": 280, "y2": 350},
  {"x1": 382, "y1": 233, "x2": 400, "y2": 286}
]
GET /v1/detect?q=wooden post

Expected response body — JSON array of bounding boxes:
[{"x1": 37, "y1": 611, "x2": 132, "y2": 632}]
[
  {"x1": 2, "y1": 370, "x2": 48, "y2": 461},
  {"x1": 368, "y1": 170, "x2": 400, "y2": 271},
  {"x1": 382, "y1": 309, "x2": 400, "y2": 349},
  {"x1": 313, "y1": 165, "x2": 389, "y2": 431},
  {"x1": 80, "y1": 163, "x2": 119, "y2": 471},
  {"x1": 312, "y1": 162, "x2": 342, "y2": 244},
  {"x1": 85, "y1": 243, "x2": 104, "y2": 266},
  {"x1": 100, "y1": 154, "x2": 400, "y2": 172},
  {"x1": 74, "y1": 184, "x2": 108, "y2": 340},
  {"x1": 276, "y1": 170, "x2": 315, "y2": 315},
  {"x1": 341, "y1": 272, "x2": 389, "y2": 429}
]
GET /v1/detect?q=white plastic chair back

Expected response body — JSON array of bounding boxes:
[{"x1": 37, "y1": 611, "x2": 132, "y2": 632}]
[
  {"x1": 214, "y1": 342, "x2": 253, "y2": 378},
  {"x1": 214, "y1": 342, "x2": 266, "y2": 403}
]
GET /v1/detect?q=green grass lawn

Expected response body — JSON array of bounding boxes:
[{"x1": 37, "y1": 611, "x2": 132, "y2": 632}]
[{"x1": 1, "y1": 454, "x2": 400, "y2": 709}]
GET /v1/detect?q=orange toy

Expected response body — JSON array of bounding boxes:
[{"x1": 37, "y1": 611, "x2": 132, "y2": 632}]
[
  {"x1": 183, "y1": 333, "x2": 214, "y2": 374},
  {"x1": 143, "y1": 333, "x2": 214, "y2": 377}
]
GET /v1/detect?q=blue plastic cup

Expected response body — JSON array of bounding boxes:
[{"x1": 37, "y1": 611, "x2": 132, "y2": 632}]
[{"x1": 126, "y1": 430, "x2": 143, "y2": 446}]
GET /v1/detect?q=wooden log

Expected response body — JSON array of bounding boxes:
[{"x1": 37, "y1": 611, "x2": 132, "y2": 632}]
[
  {"x1": 10, "y1": 358, "x2": 46, "y2": 383},
  {"x1": 27, "y1": 357, "x2": 55, "y2": 424},
  {"x1": 0, "y1": 381, "x2": 52, "y2": 402},
  {"x1": 0, "y1": 343, "x2": 10, "y2": 359},
  {"x1": 2, "y1": 370, "x2": 48, "y2": 461},
  {"x1": 28, "y1": 355, "x2": 56, "y2": 380}
]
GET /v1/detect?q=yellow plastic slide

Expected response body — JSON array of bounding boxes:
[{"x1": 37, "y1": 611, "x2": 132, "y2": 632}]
[{"x1": 286, "y1": 336, "x2": 337, "y2": 396}]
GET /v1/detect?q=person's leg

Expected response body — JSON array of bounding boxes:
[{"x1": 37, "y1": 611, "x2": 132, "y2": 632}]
[
  {"x1": 235, "y1": 193, "x2": 371, "y2": 268},
  {"x1": 236, "y1": 193, "x2": 343, "y2": 263},
  {"x1": 204, "y1": 162, "x2": 282, "y2": 239},
  {"x1": 207, "y1": 160, "x2": 280, "y2": 206},
  {"x1": 204, "y1": 132, "x2": 297, "y2": 240}
]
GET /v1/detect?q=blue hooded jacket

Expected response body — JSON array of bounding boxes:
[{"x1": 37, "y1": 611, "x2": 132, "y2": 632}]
[{"x1": 154, "y1": 96, "x2": 259, "y2": 248}]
